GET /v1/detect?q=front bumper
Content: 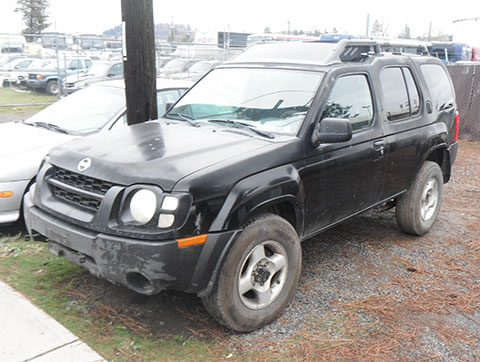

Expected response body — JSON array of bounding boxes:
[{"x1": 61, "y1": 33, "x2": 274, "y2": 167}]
[
  {"x1": 24, "y1": 191, "x2": 239, "y2": 296},
  {"x1": 0, "y1": 180, "x2": 29, "y2": 224},
  {"x1": 26, "y1": 79, "x2": 46, "y2": 89}
]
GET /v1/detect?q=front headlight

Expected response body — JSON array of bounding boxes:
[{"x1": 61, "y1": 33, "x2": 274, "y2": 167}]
[
  {"x1": 36, "y1": 74, "x2": 43, "y2": 80},
  {"x1": 129, "y1": 189, "x2": 157, "y2": 224},
  {"x1": 118, "y1": 186, "x2": 191, "y2": 231},
  {"x1": 76, "y1": 81, "x2": 88, "y2": 88}
]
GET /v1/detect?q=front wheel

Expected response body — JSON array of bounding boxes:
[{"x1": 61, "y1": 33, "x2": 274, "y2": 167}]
[
  {"x1": 396, "y1": 161, "x2": 443, "y2": 236},
  {"x1": 46, "y1": 80, "x2": 59, "y2": 96},
  {"x1": 202, "y1": 214, "x2": 302, "y2": 332}
]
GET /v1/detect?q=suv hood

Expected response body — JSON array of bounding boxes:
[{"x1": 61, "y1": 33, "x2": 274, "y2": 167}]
[{"x1": 48, "y1": 120, "x2": 274, "y2": 191}]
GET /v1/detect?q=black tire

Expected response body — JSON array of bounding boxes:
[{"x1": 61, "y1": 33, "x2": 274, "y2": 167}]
[
  {"x1": 202, "y1": 214, "x2": 302, "y2": 332},
  {"x1": 396, "y1": 161, "x2": 443, "y2": 236},
  {"x1": 46, "y1": 80, "x2": 59, "y2": 96}
]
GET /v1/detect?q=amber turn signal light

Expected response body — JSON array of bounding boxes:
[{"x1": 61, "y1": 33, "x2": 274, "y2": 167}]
[
  {"x1": 0, "y1": 191, "x2": 13, "y2": 198},
  {"x1": 177, "y1": 234, "x2": 208, "y2": 248}
]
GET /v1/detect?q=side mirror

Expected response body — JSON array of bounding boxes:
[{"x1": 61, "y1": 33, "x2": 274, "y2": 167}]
[{"x1": 311, "y1": 118, "x2": 352, "y2": 147}]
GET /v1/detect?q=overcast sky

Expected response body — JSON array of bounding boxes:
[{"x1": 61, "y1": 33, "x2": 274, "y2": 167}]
[{"x1": 1, "y1": 0, "x2": 479, "y2": 41}]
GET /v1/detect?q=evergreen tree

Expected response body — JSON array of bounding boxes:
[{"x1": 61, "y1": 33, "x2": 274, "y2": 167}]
[
  {"x1": 399, "y1": 24, "x2": 411, "y2": 39},
  {"x1": 371, "y1": 19, "x2": 388, "y2": 37},
  {"x1": 15, "y1": 0, "x2": 50, "y2": 40}
]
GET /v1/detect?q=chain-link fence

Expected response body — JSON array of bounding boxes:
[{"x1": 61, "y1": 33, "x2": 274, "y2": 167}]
[
  {"x1": 447, "y1": 63, "x2": 480, "y2": 141},
  {"x1": 0, "y1": 32, "x2": 242, "y2": 115}
]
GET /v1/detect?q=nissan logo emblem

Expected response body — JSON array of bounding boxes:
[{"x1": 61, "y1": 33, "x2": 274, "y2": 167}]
[{"x1": 77, "y1": 158, "x2": 92, "y2": 172}]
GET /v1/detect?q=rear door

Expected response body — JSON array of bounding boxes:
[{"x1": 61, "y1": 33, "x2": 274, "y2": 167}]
[
  {"x1": 379, "y1": 65, "x2": 426, "y2": 199},
  {"x1": 303, "y1": 70, "x2": 386, "y2": 236}
]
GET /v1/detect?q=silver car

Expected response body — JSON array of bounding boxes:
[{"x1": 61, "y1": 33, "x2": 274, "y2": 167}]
[{"x1": 0, "y1": 78, "x2": 192, "y2": 225}]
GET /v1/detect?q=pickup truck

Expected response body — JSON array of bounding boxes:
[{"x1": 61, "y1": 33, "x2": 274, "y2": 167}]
[
  {"x1": 25, "y1": 40, "x2": 459, "y2": 332},
  {"x1": 26, "y1": 57, "x2": 93, "y2": 95}
]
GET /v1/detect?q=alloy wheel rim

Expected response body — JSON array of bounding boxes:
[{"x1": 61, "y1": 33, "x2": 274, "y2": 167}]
[
  {"x1": 237, "y1": 240, "x2": 288, "y2": 310},
  {"x1": 420, "y1": 178, "x2": 438, "y2": 222}
]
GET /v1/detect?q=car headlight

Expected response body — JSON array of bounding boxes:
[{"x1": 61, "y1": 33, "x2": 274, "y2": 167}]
[
  {"x1": 36, "y1": 74, "x2": 43, "y2": 80},
  {"x1": 129, "y1": 189, "x2": 157, "y2": 224},
  {"x1": 118, "y1": 186, "x2": 191, "y2": 231},
  {"x1": 76, "y1": 81, "x2": 87, "y2": 88}
]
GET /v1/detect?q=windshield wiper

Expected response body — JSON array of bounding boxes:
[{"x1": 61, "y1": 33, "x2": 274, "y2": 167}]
[
  {"x1": 207, "y1": 119, "x2": 274, "y2": 139},
  {"x1": 166, "y1": 112, "x2": 199, "y2": 127},
  {"x1": 26, "y1": 121, "x2": 72, "y2": 135}
]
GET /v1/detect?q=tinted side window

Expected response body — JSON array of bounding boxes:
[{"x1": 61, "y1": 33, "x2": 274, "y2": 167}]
[
  {"x1": 380, "y1": 67, "x2": 410, "y2": 121},
  {"x1": 403, "y1": 68, "x2": 420, "y2": 115},
  {"x1": 420, "y1": 64, "x2": 454, "y2": 111},
  {"x1": 322, "y1": 74, "x2": 374, "y2": 131}
]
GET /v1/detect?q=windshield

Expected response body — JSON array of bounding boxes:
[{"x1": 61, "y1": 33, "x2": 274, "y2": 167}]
[
  {"x1": 168, "y1": 68, "x2": 323, "y2": 135},
  {"x1": 25, "y1": 85, "x2": 125, "y2": 135},
  {"x1": 86, "y1": 63, "x2": 110, "y2": 75}
]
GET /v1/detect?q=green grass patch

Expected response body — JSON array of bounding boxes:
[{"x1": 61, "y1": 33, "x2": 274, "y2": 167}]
[
  {"x1": 0, "y1": 87, "x2": 57, "y2": 115},
  {"x1": 0, "y1": 236, "x2": 230, "y2": 361}
]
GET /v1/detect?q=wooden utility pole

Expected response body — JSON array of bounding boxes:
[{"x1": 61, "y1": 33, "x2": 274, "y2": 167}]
[{"x1": 121, "y1": 0, "x2": 158, "y2": 125}]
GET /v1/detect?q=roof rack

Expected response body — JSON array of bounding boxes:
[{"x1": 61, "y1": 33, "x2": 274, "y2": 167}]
[
  {"x1": 323, "y1": 38, "x2": 432, "y2": 63},
  {"x1": 323, "y1": 39, "x2": 381, "y2": 63}
]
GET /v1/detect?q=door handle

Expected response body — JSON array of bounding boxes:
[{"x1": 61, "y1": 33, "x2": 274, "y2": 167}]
[{"x1": 373, "y1": 140, "x2": 385, "y2": 156}]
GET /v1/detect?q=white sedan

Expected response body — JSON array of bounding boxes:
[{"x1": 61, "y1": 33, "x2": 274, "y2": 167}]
[{"x1": 0, "y1": 78, "x2": 192, "y2": 225}]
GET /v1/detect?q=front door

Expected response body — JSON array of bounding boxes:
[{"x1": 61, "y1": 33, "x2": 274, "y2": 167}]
[{"x1": 303, "y1": 72, "x2": 386, "y2": 237}]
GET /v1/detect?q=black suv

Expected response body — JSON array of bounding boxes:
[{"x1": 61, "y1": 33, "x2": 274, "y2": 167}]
[{"x1": 24, "y1": 40, "x2": 459, "y2": 332}]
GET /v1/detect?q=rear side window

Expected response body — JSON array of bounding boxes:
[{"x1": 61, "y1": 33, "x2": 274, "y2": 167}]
[
  {"x1": 322, "y1": 74, "x2": 374, "y2": 131},
  {"x1": 420, "y1": 64, "x2": 454, "y2": 111},
  {"x1": 380, "y1": 67, "x2": 421, "y2": 121}
]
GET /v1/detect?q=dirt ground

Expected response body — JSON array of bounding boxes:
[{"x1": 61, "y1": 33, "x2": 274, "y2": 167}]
[{"x1": 2, "y1": 141, "x2": 479, "y2": 361}]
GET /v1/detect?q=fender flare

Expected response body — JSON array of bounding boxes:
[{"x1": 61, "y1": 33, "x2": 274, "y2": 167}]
[{"x1": 209, "y1": 164, "x2": 305, "y2": 233}]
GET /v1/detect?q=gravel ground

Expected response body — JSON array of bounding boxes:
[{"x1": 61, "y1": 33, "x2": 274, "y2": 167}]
[{"x1": 2, "y1": 141, "x2": 479, "y2": 361}]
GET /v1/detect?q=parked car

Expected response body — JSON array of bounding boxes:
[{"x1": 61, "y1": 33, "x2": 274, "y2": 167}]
[
  {"x1": 157, "y1": 58, "x2": 194, "y2": 78},
  {"x1": 0, "y1": 79, "x2": 192, "y2": 225},
  {"x1": 0, "y1": 57, "x2": 37, "y2": 86},
  {"x1": 24, "y1": 40, "x2": 458, "y2": 332},
  {"x1": 65, "y1": 61, "x2": 123, "y2": 93},
  {"x1": 170, "y1": 60, "x2": 220, "y2": 82},
  {"x1": 8, "y1": 58, "x2": 57, "y2": 85},
  {"x1": 26, "y1": 57, "x2": 93, "y2": 95}
]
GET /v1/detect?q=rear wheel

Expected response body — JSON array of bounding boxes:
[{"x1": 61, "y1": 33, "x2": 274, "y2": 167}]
[
  {"x1": 396, "y1": 161, "x2": 443, "y2": 235},
  {"x1": 202, "y1": 214, "x2": 302, "y2": 332}
]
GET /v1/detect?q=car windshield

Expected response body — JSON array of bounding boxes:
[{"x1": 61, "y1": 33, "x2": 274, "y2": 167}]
[
  {"x1": 86, "y1": 63, "x2": 110, "y2": 75},
  {"x1": 24, "y1": 85, "x2": 125, "y2": 135},
  {"x1": 168, "y1": 68, "x2": 323, "y2": 135}
]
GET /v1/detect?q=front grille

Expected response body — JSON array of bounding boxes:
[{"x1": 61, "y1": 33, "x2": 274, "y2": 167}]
[
  {"x1": 54, "y1": 167, "x2": 116, "y2": 196},
  {"x1": 52, "y1": 185, "x2": 101, "y2": 211},
  {"x1": 48, "y1": 166, "x2": 120, "y2": 211}
]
